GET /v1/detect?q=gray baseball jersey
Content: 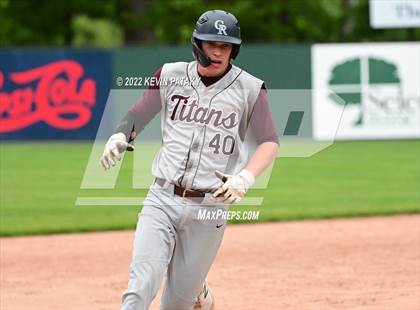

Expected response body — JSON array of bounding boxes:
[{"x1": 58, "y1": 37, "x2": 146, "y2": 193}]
[
  {"x1": 118, "y1": 60, "x2": 278, "y2": 191},
  {"x1": 120, "y1": 60, "x2": 278, "y2": 309},
  {"x1": 154, "y1": 61, "x2": 263, "y2": 191}
]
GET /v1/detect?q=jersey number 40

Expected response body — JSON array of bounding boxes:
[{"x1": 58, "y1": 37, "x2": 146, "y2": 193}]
[{"x1": 209, "y1": 133, "x2": 235, "y2": 155}]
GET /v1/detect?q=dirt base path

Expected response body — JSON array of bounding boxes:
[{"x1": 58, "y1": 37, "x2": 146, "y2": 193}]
[{"x1": 1, "y1": 215, "x2": 419, "y2": 310}]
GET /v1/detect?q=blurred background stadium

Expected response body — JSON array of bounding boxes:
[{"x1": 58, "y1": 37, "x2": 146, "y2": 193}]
[{"x1": 0, "y1": 0, "x2": 419, "y2": 236}]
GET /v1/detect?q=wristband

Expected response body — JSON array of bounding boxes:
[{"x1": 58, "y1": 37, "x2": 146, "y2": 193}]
[{"x1": 238, "y1": 169, "x2": 255, "y2": 190}]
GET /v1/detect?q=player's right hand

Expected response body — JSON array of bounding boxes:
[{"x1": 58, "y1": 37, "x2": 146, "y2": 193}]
[{"x1": 100, "y1": 132, "x2": 135, "y2": 170}]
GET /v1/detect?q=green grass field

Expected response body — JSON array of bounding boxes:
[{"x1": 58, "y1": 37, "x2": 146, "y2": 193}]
[{"x1": 0, "y1": 140, "x2": 419, "y2": 236}]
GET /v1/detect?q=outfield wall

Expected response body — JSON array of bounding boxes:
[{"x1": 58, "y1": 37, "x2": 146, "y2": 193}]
[{"x1": 1, "y1": 43, "x2": 418, "y2": 141}]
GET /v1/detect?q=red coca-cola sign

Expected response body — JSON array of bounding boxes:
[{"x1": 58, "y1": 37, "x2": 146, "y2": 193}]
[{"x1": 0, "y1": 60, "x2": 96, "y2": 133}]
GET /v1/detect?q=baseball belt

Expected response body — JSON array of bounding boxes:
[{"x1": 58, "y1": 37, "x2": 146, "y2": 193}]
[{"x1": 155, "y1": 178, "x2": 206, "y2": 199}]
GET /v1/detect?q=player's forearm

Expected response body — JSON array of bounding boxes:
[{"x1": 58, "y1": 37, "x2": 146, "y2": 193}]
[{"x1": 245, "y1": 141, "x2": 279, "y2": 177}]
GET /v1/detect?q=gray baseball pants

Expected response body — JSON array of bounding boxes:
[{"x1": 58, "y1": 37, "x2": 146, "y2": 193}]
[{"x1": 121, "y1": 181, "x2": 227, "y2": 310}]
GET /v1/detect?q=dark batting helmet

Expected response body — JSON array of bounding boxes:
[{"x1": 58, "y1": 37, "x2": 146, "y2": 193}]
[{"x1": 191, "y1": 9, "x2": 241, "y2": 67}]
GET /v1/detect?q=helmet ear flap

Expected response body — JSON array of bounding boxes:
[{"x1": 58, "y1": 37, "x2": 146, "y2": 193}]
[
  {"x1": 191, "y1": 37, "x2": 212, "y2": 67},
  {"x1": 195, "y1": 38, "x2": 202, "y2": 49}
]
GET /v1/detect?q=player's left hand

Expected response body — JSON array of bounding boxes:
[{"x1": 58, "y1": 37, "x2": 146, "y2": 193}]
[{"x1": 213, "y1": 169, "x2": 255, "y2": 204}]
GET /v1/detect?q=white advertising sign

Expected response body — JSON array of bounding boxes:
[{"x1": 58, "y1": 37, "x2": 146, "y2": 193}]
[
  {"x1": 312, "y1": 43, "x2": 420, "y2": 140},
  {"x1": 370, "y1": 0, "x2": 420, "y2": 29}
]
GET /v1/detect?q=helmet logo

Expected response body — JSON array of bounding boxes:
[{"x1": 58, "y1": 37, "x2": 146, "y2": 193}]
[{"x1": 214, "y1": 20, "x2": 227, "y2": 35}]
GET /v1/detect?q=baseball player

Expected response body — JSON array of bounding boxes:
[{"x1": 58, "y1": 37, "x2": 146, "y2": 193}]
[{"x1": 100, "y1": 9, "x2": 278, "y2": 310}]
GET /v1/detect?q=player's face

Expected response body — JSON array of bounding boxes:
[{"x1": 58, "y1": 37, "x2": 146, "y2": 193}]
[{"x1": 199, "y1": 41, "x2": 233, "y2": 77}]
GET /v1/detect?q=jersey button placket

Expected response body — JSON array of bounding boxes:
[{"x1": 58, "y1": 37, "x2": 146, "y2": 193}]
[
  {"x1": 191, "y1": 142, "x2": 199, "y2": 151},
  {"x1": 187, "y1": 161, "x2": 193, "y2": 169}
]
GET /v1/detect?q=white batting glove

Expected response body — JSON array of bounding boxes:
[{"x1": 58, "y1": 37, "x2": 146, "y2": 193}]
[
  {"x1": 213, "y1": 169, "x2": 255, "y2": 204},
  {"x1": 100, "y1": 132, "x2": 134, "y2": 170}
]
